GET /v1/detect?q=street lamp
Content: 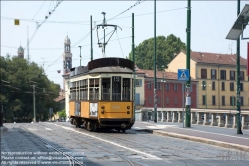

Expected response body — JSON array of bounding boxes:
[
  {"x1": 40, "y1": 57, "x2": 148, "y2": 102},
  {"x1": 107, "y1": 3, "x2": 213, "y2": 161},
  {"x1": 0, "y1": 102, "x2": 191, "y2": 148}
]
[
  {"x1": 29, "y1": 81, "x2": 37, "y2": 122},
  {"x1": 79, "y1": 46, "x2": 82, "y2": 66},
  {"x1": 201, "y1": 81, "x2": 211, "y2": 109},
  {"x1": 161, "y1": 72, "x2": 166, "y2": 110}
]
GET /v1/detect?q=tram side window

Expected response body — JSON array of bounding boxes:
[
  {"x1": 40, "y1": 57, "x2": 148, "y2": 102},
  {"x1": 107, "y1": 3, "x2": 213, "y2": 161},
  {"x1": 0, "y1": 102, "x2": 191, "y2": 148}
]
[
  {"x1": 79, "y1": 80, "x2": 84, "y2": 100},
  {"x1": 102, "y1": 78, "x2": 110, "y2": 100},
  {"x1": 70, "y1": 82, "x2": 76, "y2": 100},
  {"x1": 112, "y1": 76, "x2": 121, "y2": 101},
  {"x1": 123, "y1": 78, "x2": 130, "y2": 101},
  {"x1": 82, "y1": 79, "x2": 88, "y2": 100},
  {"x1": 89, "y1": 78, "x2": 99, "y2": 100},
  {"x1": 76, "y1": 81, "x2": 80, "y2": 100}
]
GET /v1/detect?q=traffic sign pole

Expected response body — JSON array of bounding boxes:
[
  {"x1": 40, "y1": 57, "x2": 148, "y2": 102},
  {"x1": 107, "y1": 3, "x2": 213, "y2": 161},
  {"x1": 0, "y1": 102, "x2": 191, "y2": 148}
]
[
  {"x1": 185, "y1": 0, "x2": 191, "y2": 128},
  {"x1": 178, "y1": 69, "x2": 189, "y2": 128}
]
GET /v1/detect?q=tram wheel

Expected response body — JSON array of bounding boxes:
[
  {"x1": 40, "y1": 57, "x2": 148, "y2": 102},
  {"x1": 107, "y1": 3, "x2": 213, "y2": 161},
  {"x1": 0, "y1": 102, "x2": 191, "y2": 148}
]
[{"x1": 87, "y1": 121, "x2": 92, "y2": 131}]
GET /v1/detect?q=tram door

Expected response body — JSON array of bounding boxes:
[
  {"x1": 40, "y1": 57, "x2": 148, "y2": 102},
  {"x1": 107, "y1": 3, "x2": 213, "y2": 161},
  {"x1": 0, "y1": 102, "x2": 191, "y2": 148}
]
[{"x1": 112, "y1": 76, "x2": 121, "y2": 101}]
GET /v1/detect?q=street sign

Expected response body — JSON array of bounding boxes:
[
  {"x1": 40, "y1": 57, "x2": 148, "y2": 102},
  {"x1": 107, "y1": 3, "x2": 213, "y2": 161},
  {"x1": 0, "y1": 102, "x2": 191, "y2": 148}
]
[
  {"x1": 178, "y1": 69, "x2": 189, "y2": 81},
  {"x1": 14, "y1": 19, "x2": 19, "y2": 25},
  {"x1": 49, "y1": 108, "x2": 53, "y2": 114}
]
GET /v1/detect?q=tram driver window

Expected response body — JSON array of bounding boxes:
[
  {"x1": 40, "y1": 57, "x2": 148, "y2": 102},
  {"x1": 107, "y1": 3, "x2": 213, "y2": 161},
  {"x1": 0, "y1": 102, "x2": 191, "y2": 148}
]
[{"x1": 112, "y1": 76, "x2": 121, "y2": 101}]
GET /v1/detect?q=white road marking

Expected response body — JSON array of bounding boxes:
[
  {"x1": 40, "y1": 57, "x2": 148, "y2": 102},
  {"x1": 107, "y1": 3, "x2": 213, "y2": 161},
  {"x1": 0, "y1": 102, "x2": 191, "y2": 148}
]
[
  {"x1": 27, "y1": 128, "x2": 37, "y2": 131},
  {"x1": 140, "y1": 122, "x2": 249, "y2": 140},
  {"x1": 146, "y1": 125, "x2": 178, "y2": 129},
  {"x1": 45, "y1": 127, "x2": 53, "y2": 130},
  {"x1": 132, "y1": 127, "x2": 142, "y2": 130},
  {"x1": 54, "y1": 124, "x2": 163, "y2": 161}
]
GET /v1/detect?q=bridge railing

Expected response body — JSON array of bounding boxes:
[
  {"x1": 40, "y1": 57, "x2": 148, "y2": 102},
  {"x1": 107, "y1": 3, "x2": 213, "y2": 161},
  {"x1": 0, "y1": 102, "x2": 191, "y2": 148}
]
[{"x1": 135, "y1": 108, "x2": 249, "y2": 129}]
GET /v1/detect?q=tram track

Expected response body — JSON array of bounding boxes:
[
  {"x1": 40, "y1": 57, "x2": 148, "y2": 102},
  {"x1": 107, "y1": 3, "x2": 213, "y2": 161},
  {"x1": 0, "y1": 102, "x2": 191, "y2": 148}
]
[
  {"x1": 21, "y1": 126, "x2": 86, "y2": 166},
  {"x1": 35, "y1": 123, "x2": 139, "y2": 166},
  {"x1": 51, "y1": 122, "x2": 220, "y2": 166}
]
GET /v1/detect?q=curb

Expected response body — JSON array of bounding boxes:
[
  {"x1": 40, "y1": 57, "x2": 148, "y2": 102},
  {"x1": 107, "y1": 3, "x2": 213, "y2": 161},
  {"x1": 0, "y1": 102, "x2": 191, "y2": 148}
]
[{"x1": 135, "y1": 129, "x2": 249, "y2": 153}]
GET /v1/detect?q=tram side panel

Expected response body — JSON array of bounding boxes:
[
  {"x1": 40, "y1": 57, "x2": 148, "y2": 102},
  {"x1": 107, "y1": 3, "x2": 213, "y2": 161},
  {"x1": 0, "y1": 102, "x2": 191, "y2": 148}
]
[
  {"x1": 98, "y1": 102, "x2": 132, "y2": 119},
  {"x1": 69, "y1": 102, "x2": 75, "y2": 117},
  {"x1": 97, "y1": 101, "x2": 134, "y2": 129},
  {"x1": 81, "y1": 101, "x2": 90, "y2": 118}
]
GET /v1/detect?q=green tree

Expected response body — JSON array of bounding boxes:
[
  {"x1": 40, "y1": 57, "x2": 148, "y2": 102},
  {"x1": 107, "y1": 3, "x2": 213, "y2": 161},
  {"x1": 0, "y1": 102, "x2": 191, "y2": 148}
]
[
  {"x1": 128, "y1": 34, "x2": 186, "y2": 71},
  {"x1": 58, "y1": 109, "x2": 66, "y2": 119},
  {"x1": 0, "y1": 56, "x2": 61, "y2": 122}
]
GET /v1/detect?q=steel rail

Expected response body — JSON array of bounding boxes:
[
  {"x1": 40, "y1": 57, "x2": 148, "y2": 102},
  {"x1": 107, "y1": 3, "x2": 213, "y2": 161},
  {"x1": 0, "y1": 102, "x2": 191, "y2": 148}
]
[
  {"x1": 41, "y1": 123, "x2": 137, "y2": 166},
  {"x1": 21, "y1": 127, "x2": 86, "y2": 166}
]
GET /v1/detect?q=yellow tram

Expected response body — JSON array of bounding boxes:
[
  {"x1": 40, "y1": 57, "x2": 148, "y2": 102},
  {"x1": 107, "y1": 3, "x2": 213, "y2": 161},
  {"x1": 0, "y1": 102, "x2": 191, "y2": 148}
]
[{"x1": 69, "y1": 57, "x2": 135, "y2": 132}]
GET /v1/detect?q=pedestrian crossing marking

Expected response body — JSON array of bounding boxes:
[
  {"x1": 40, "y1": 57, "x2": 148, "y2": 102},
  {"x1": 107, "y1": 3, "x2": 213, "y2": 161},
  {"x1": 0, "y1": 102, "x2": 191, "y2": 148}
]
[{"x1": 180, "y1": 71, "x2": 187, "y2": 79}]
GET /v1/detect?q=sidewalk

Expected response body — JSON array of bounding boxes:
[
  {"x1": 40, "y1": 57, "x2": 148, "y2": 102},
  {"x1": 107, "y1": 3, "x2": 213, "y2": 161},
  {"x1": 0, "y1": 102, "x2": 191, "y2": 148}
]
[{"x1": 132, "y1": 121, "x2": 249, "y2": 152}]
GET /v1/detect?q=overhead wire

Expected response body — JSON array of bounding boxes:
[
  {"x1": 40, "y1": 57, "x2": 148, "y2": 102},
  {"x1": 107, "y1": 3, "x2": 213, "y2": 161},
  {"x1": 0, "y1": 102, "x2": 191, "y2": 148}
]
[
  {"x1": 72, "y1": 32, "x2": 91, "y2": 47},
  {"x1": 107, "y1": 0, "x2": 146, "y2": 22},
  {"x1": 72, "y1": 0, "x2": 145, "y2": 48},
  {"x1": 32, "y1": 1, "x2": 47, "y2": 20},
  {"x1": 1, "y1": 36, "x2": 132, "y2": 51},
  {"x1": 116, "y1": 31, "x2": 125, "y2": 58},
  {"x1": 24, "y1": 0, "x2": 63, "y2": 49}
]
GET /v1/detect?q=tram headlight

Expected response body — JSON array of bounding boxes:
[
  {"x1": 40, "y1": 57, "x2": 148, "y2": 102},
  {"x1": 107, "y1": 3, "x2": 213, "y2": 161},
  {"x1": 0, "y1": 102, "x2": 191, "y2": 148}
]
[
  {"x1": 101, "y1": 110, "x2": 105, "y2": 114},
  {"x1": 101, "y1": 106, "x2": 105, "y2": 109},
  {"x1": 127, "y1": 111, "x2": 130, "y2": 114},
  {"x1": 127, "y1": 106, "x2": 130, "y2": 109}
]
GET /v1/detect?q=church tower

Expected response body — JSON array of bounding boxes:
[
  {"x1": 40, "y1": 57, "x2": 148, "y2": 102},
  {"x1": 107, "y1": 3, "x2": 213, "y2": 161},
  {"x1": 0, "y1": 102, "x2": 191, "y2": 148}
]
[
  {"x1": 63, "y1": 36, "x2": 72, "y2": 74},
  {"x1": 17, "y1": 45, "x2": 24, "y2": 58}
]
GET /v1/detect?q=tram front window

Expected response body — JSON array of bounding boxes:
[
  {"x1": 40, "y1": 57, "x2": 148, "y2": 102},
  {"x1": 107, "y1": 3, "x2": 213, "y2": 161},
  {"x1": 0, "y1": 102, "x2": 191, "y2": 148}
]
[{"x1": 112, "y1": 76, "x2": 121, "y2": 101}]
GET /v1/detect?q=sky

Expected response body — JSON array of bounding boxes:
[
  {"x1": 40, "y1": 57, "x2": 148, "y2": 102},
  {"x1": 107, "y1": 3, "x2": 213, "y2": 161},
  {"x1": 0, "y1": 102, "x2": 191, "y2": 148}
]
[{"x1": 1, "y1": 1, "x2": 249, "y2": 89}]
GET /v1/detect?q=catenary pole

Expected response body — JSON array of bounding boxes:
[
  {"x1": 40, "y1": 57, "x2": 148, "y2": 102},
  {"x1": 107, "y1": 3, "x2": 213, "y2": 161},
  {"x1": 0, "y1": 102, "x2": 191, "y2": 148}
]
[
  {"x1": 185, "y1": 0, "x2": 191, "y2": 127},
  {"x1": 154, "y1": 0, "x2": 157, "y2": 123},
  {"x1": 132, "y1": 13, "x2": 135, "y2": 121},
  {"x1": 91, "y1": 15, "x2": 93, "y2": 61},
  {"x1": 33, "y1": 84, "x2": 36, "y2": 122},
  {"x1": 236, "y1": 0, "x2": 243, "y2": 134}
]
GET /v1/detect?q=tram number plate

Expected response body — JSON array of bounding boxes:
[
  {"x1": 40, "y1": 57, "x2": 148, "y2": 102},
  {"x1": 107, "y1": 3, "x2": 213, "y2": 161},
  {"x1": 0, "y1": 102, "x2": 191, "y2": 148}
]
[{"x1": 113, "y1": 76, "x2": 121, "y2": 82}]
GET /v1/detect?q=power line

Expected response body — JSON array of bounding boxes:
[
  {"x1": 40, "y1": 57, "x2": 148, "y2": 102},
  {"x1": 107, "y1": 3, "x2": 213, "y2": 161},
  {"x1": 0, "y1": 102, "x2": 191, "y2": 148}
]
[
  {"x1": 1, "y1": 36, "x2": 131, "y2": 51},
  {"x1": 72, "y1": 32, "x2": 91, "y2": 47},
  {"x1": 1, "y1": 16, "x2": 91, "y2": 24},
  {"x1": 24, "y1": 0, "x2": 63, "y2": 49},
  {"x1": 32, "y1": 1, "x2": 47, "y2": 20},
  {"x1": 107, "y1": 0, "x2": 146, "y2": 22},
  {"x1": 116, "y1": 31, "x2": 124, "y2": 58}
]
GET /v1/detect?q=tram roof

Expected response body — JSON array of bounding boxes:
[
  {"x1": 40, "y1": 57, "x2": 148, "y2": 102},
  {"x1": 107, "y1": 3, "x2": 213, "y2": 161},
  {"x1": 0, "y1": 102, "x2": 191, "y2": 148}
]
[
  {"x1": 88, "y1": 66, "x2": 133, "y2": 74},
  {"x1": 69, "y1": 57, "x2": 134, "y2": 77}
]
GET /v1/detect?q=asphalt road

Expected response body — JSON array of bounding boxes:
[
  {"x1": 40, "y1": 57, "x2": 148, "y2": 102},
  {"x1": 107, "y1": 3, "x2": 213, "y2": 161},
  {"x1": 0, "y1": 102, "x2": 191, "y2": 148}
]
[{"x1": 1, "y1": 122, "x2": 249, "y2": 166}]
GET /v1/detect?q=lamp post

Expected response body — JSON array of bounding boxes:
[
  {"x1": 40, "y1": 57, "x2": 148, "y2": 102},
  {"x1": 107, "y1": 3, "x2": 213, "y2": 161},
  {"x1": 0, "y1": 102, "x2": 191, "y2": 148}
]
[
  {"x1": 201, "y1": 81, "x2": 211, "y2": 109},
  {"x1": 153, "y1": 0, "x2": 157, "y2": 123},
  {"x1": 30, "y1": 81, "x2": 37, "y2": 123},
  {"x1": 201, "y1": 81, "x2": 207, "y2": 109},
  {"x1": 79, "y1": 46, "x2": 82, "y2": 66},
  {"x1": 161, "y1": 72, "x2": 165, "y2": 110}
]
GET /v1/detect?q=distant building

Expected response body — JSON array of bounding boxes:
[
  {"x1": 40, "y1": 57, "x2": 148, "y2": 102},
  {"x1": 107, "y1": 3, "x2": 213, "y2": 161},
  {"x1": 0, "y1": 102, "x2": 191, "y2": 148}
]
[
  {"x1": 135, "y1": 67, "x2": 198, "y2": 112},
  {"x1": 17, "y1": 45, "x2": 24, "y2": 58},
  {"x1": 63, "y1": 36, "x2": 72, "y2": 76},
  {"x1": 167, "y1": 51, "x2": 249, "y2": 110},
  {"x1": 62, "y1": 36, "x2": 72, "y2": 119}
]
